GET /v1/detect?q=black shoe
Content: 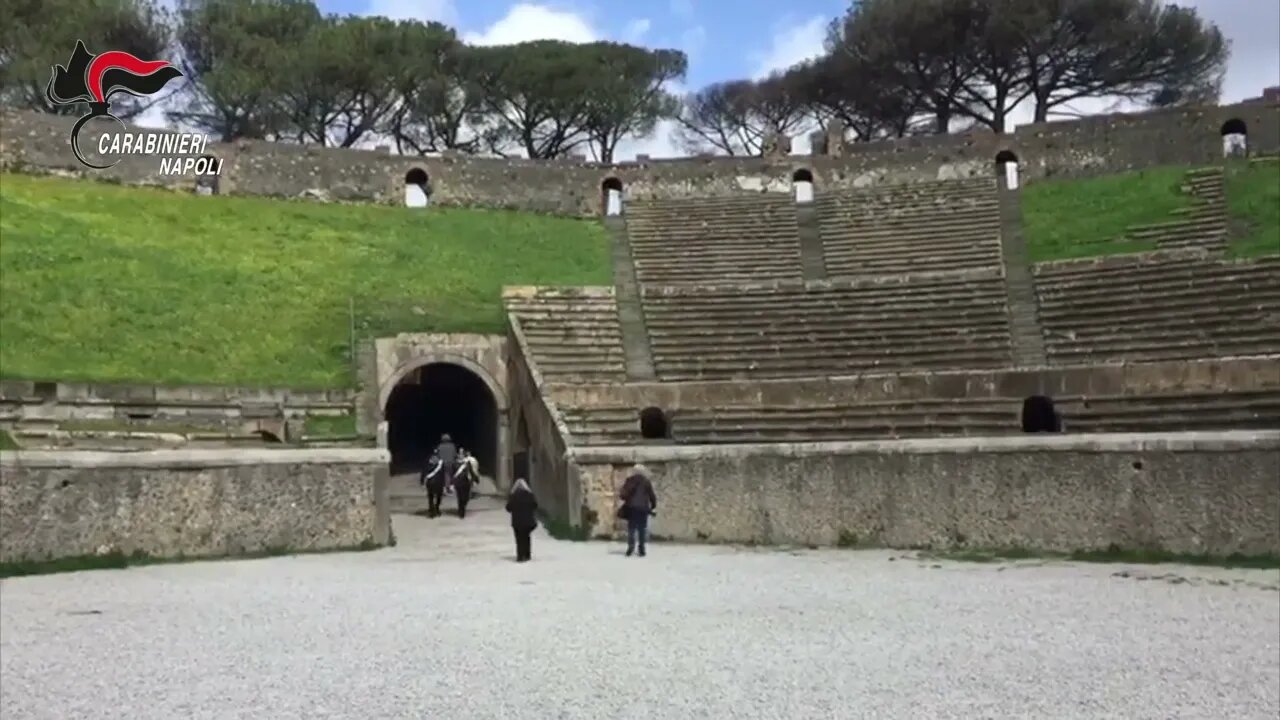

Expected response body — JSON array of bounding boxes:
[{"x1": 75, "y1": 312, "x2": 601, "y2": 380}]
[
  {"x1": 625, "y1": 549, "x2": 634, "y2": 557},
  {"x1": 638, "y1": 550, "x2": 646, "y2": 557}
]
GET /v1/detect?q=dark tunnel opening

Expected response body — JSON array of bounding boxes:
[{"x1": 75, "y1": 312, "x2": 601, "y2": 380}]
[{"x1": 385, "y1": 363, "x2": 498, "y2": 477}]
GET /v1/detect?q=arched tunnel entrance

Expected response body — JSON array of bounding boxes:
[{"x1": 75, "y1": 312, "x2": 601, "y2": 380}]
[{"x1": 384, "y1": 362, "x2": 499, "y2": 478}]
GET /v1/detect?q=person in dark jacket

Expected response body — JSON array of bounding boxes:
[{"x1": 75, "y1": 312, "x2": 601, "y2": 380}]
[
  {"x1": 453, "y1": 448, "x2": 480, "y2": 518},
  {"x1": 505, "y1": 478, "x2": 539, "y2": 562},
  {"x1": 420, "y1": 450, "x2": 446, "y2": 517},
  {"x1": 618, "y1": 464, "x2": 657, "y2": 557},
  {"x1": 435, "y1": 433, "x2": 457, "y2": 495}
]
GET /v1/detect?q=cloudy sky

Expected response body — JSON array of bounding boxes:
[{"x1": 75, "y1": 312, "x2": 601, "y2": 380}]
[{"x1": 142, "y1": 0, "x2": 1280, "y2": 157}]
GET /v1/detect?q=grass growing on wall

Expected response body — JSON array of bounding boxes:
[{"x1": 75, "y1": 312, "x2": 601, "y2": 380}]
[
  {"x1": 1021, "y1": 165, "x2": 1192, "y2": 262},
  {"x1": 0, "y1": 173, "x2": 612, "y2": 387},
  {"x1": 1225, "y1": 160, "x2": 1280, "y2": 258}
]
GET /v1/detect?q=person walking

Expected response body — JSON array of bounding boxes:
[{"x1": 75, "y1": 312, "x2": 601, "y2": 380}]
[
  {"x1": 617, "y1": 463, "x2": 657, "y2": 557},
  {"x1": 435, "y1": 433, "x2": 457, "y2": 495},
  {"x1": 453, "y1": 448, "x2": 480, "y2": 518},
  {"x1": 505, "y1": 478, "x2": 539, "y2": 562},
  {"x1": 420, "y1": 450, "x2": 446, "y2": 518}
]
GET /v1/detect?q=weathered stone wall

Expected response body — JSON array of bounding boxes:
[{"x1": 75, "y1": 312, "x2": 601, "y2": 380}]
[
  {"x1": 3, "y1": 93, "x2": 1274, "y2": 216},
  {"x1": 506, "y1": 320, "x2": 581, "y2": 525},
  {"x1": 569, "y1": 432, "x2": 1280, "y2": 557},
  {"x1": 0, "y1": 448, "x2": 391, "y2": 563},
  {"x1": 0, "y1": 379, "x2": 354, "y2": 439},
  {"x1": 545, "y1": 356, "x2": 1280, "y2": 412}
]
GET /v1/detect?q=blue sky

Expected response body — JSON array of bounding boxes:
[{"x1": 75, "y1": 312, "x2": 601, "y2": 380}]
[{"x1": 320, "y1": 0, "x2": 851, "y2": 89}]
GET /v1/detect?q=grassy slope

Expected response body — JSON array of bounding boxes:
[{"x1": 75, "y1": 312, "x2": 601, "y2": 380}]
[
  {"x1": 1225, "y1": 160, "x2": 1280, "y2": 258},
  {"x1": 0, "y1": 173, "x2": 611, "y2": 387},
  {"x1": 1023, "y1": 162, "x2": 1280, "y2": 262},
  {"x1": 1022, "y1": 165, "x2": 1190, "y2": 262}
]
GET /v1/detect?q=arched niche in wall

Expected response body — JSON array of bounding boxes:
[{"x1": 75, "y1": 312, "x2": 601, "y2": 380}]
[
  {"x1": 1220, "y1": 118, "x2": 1248, "y2": 158},
  {"x1": 791, "y1": 168, "x2": 815, "y2": 204},
  {"x1": 194, "y1": 155, "x2": 220, "y2": 195},
  {"x1": 1020, "y1": 395, "x2": 1062, "y2": 433},
  {"x1": 601, "y1": 176, "x2": 624, "y2": 216},
  {"x1": 638, "y1": 406, "x2": 669, "y2": 440},
  {"x1": 994, "y1": 150, "x2": 1021, "y2": 190},
  {"x1": 404, "y1": 167, "x2": 430, "y2": 208}
]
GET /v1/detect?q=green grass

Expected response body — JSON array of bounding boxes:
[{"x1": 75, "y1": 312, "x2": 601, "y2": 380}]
[
  {"x1": 304, "y1": 414, "x2": 357, "y2": 437},
  {"x1": 0, "y1": 173, "x2": 611, "y2": 388},
  {"x1": 1023, "y1": 161, "x2": 1280, "y2": 262},
  {"x1": 0, "y1": 429, "x2": 18, "y2": 450},
  {"x1": 1225, "y1": 160, "x2": 1280, "y2": 258},
  {"x1": 921, "y1": 545, "x2": 1280, "y2": 570},
  {"x1": 0, "y1": 539, "x2": 384, "y2": 578},
  {"x1": 1022, "y1": 165, "x2": 1192, "y2": 262}
]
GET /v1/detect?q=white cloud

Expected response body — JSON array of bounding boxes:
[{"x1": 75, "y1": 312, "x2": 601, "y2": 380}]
[
  {"x1": 680, "y1": 25, "x2": 707, "y2": 60},
  {"x1": 751, "y1": 15, "x2": 827, "y2": 79},
  {"x1": 1182, "y1": 0, "x2": 1280, "y2": 102},
  {"x1": 363, "y1": 0, "x2": 458, "y2": 25},
  {"x1": 463, "y1": 4, "x2": 598, "y2": 46},
  {"x1": 623, "y1": 18, "x2": 652, "y2": 43}
]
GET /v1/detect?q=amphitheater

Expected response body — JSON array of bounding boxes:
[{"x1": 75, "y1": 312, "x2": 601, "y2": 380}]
[{"x1": 1, "y1": 91, "x2": 1279, "y2": 719}]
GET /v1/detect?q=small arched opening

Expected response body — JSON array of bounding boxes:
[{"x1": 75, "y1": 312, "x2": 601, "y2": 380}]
[
  {"x1": 384, "y1": 362, "x2": 499, "y2": 477},
  {"x1": 601, "y1": 176, "x2": 624, "y2": 216},
  {"x1": 1020, "y1": 395, "x2": 1062, "y2": 433},
  {"x1": 404, "y1": 167, "x2": 430, "y2": 208},
  {"x1": 194, "y1": 155, "x2": 220, "y2": 195},
  {"x1": 1220, "y1": 118, "x2": 1248, "y2": 158},
  {"x1": 791, "y1": 168, "x2": 815, "y2": 204},
  {"x1": 995, "y1": 150, "x2": 1020, "y2": 190},
  {"x1": 639, "y1": 407, "x2": 669, "y2": 440}
]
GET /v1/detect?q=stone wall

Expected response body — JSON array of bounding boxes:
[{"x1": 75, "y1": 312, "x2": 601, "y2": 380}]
[
  {"x1": 0, "y1": 379, "x2": 354, "y2": 440},
  {"x1": 0, "y1": 448, "x2": 391, "y2": 564},
  {"x1": 545, "y1": 356, "x2": 1280, "y2": 412},
  {"x1": 506, "y1": 320, "x2": 583, "y2": 525},
  {"x1": 568, "y1": 432, "x2": 1280, "y2": 558},
  {"x1": 3, "y1": 93, "x2": 1275, "y2": 217}
]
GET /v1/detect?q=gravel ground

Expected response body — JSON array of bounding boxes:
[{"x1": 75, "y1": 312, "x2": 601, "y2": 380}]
[{"x1": 2, "y1": 498, "x2": 1277, "y2": 720}]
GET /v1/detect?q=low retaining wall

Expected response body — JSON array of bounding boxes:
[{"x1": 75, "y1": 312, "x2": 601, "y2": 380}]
[
  {"x1": 0, "y1": 379, "x2": 355, "y2": 440},
  {"x1": 569, "y1": 431, "x2": 1280, "y2": 557},
  {"x1": 0, "y1": 448, "x2": 391, "y2": 564}
]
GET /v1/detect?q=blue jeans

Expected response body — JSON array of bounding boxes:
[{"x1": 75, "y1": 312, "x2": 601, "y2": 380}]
[{"x1": 626, "y1": 509, "x2": 649, "y2": 555}]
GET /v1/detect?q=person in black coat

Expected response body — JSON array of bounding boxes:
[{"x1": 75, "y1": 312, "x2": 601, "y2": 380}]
[
  {"x1": 617, "y1": 464, "x2": 657, "y2": 557},
  {"x1": 420, "y1": 451, "x2": 446, "y2": 518},
  {"x1": 505, "y1": 478, "x2": 538, "y2": 562}
]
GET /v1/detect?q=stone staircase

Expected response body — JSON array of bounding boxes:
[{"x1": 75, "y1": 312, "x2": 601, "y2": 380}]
[
  {"x1": 502, "y1": 287, "x2": 628, "y2": 383},
  {"x1": 604, "y1": 216, "x2": 657, "y2": 380},
  {"x1": 557, "y1": 388, "x2": 1280, "y2": 445},
  {"x1": 639, "y1": 270, "x2": 1014, "y2": 381},
  {"x1": 1033, "y1": 252, "x2": 1280, "y2": 364},
  {"x1": 624, "y1": 194, "x2": 804, "y2": 285},
  {"x1": 1121, "y1": 167, "x2": 1229, "y2": 253},
  {"x1": 816, "y1": 178, "x2": 1002, "y2": 277}
]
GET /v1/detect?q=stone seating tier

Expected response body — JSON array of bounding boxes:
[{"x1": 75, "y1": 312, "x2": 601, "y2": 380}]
[
  {"x1": 1034, "y1": 254, "x2": 1280, "y2": 364},
  {"x1": 640, "y1": 272, "x2": 1014, "y2": 380},
  {"x1": 503, "y1": 288, "x2": 627, "y2": 383},
  {"x1": 816, "y1": 178, "x2": 1002, "y2": 276},
  {"x1": 625, "y1": 193, "x2": 803, "y2": 285},
  {"x1": 558, "y1": 389, "x2": 1280, "y2": 445}
]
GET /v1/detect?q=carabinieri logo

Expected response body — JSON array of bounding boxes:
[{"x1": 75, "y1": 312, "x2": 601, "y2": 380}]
[{"x1": 46, "y1": 40, "x2": 184, "y2": 169}]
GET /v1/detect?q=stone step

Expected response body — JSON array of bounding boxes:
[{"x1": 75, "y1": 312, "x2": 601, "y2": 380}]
[
  {"x1": 1046, "y1": 340, "x2": 1280, "y2": 363},
  {"x1": 644, "y1": 300, "x2": 1010, "y2": 321},
  {"x1": 652, "y1": 351, "x2": 1010, "y2": 373},
  {"x1": 1032, "y1": 256, "x2": 1228, "y2": 280}
]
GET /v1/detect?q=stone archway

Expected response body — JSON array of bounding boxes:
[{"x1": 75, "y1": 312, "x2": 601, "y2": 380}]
[{"x1": 378, "y1": 354, "x2": 509, "y2": 487}]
